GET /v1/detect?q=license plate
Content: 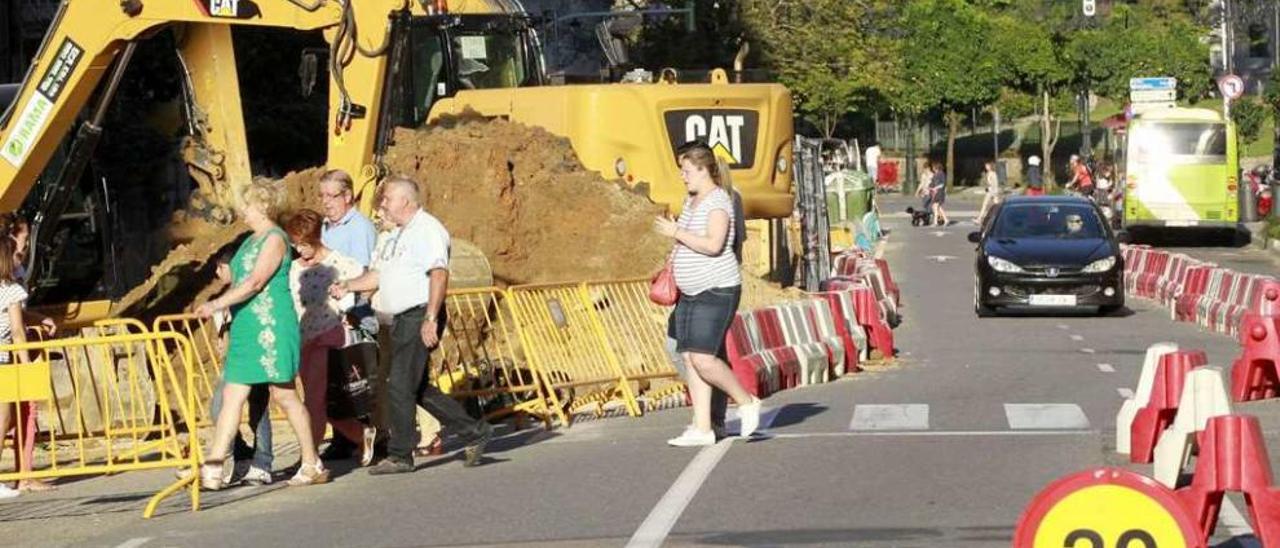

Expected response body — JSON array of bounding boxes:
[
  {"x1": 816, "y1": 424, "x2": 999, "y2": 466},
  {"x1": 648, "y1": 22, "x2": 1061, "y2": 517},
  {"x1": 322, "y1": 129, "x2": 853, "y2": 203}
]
[
  {"x1": 1029, "y1": 294, "x2": 1077, "y2": 306},
  {"x1": 1165, "y1": 220, "x2": 1197, "y2": 227}
]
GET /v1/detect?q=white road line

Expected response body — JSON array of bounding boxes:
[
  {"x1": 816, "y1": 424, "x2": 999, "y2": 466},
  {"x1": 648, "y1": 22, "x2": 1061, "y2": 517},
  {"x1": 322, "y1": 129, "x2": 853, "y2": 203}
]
[
  {"x1": 1096, "y1": 363, "x2": 1115, "y2": 373},
  {"x1": 771, "y1": 430, "x2": 1095, "y2": 438},
  {"x1": 114, "y1": 538, "x2": 153, "y2": 548},
  {"x1": 1004, "y1": 404, "x2": 1091, "y2": 430},
  {"x1": 1080, "y1": 348, "x2": 1096, "y2": 354},
  {"x1": 850, "y1": 404, "x2": 929, "y2": 431},
  {"x1": 626, "y1": 407, "x2": 778, "y2": 548},
  {"x1": 1220, "y1": 495, "x2": 1260, "y2": 545},
  {"x1": 1069, "y1": 334, "x2": 1084, "y2": 341},
  {"x1": 725, "y1": 406, "x2": 783, "y2": 436},
  {"x1": 1117, "y1": 388, "x2": 1135, "y2": 399},
  {"x1": 1056, "y1": 324, "x2": 1070, "y2": 330}
]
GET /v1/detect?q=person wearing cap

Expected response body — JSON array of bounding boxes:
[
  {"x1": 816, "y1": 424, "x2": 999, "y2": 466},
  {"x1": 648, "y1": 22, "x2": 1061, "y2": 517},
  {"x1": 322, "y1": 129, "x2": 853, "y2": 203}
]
[{"x1": 1025, "y1": 156, "x2": 1044, "y2": 196}]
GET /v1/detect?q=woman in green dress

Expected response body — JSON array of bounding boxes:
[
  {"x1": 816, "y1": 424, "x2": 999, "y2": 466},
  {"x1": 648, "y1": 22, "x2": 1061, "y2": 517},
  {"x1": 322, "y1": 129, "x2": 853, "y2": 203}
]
[{"x1": 196, "y1": 178, "x2": 328, "y2": 488}]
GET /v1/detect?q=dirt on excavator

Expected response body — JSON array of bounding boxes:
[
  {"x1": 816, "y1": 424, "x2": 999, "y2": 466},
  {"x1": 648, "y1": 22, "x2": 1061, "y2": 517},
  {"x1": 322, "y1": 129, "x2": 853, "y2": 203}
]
[{"x1": 114, "y1": 119, "x2": 801, "y2": 317}]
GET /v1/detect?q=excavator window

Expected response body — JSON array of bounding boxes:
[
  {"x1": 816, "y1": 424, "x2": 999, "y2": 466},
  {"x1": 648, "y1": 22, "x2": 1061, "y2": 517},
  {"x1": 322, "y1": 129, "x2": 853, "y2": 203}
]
[
  {"x1": 450, "y1": 31, "x2": 526, "y2": 90},
  {"x1": 406, "y1": 26, "x2": 447, "y2": 126}
]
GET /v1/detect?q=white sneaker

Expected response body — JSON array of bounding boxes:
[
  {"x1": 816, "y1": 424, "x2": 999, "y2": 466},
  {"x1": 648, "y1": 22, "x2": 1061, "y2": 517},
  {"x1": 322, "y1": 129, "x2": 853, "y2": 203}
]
[
  {"x1": 738, "y1": 397, "x2": 763, "y2": 438},
  {"x1": 0, "y1": 484, "x2": 19, "y2": 500},
  {"x1": 667, "y1": 427, "x2": 715, "y2": 447},
  {"x1": 242, "y1": 465, "x2": 273, "y2": 486}
]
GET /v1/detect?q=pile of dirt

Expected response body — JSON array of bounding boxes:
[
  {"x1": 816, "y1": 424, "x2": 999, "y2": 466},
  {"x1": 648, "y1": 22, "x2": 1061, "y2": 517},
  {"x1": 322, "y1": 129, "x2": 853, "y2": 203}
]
[
  {"x1": 376, "y1": 119, "x2": 671, "y2": 285},
  {"x1": 116, "y1": 119, "x2": 803, "y2": 317}
]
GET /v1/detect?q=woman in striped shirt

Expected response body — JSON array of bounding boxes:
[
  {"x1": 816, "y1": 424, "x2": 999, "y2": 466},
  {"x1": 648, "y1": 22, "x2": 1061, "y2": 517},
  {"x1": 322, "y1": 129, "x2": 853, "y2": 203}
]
[{"x1": 653, "y1": 142, "x2": 762, "y2": 447}]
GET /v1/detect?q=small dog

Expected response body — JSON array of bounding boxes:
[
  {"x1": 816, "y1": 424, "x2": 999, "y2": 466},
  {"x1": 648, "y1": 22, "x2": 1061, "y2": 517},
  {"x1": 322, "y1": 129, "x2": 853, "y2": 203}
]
[{"x1": 906, "y1": 206, "x2": 932, "y2": 227}]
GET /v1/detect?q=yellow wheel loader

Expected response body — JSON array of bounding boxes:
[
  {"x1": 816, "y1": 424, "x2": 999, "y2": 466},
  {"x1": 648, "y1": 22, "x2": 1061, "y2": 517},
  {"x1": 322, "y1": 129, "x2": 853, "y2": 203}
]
[{"x1": 0, "y1": 0, "x2": 794, "y2": 325}]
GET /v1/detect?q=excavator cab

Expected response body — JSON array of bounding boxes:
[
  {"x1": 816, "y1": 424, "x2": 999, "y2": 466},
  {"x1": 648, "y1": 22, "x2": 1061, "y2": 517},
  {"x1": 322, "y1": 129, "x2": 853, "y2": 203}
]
[{"x1": 398, "y1": 13, "x2": 546, "y2": 127}]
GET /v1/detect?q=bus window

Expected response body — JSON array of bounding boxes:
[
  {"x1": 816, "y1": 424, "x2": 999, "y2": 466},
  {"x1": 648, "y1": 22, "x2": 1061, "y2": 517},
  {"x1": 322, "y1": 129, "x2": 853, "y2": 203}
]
[{"x1": 1134, "y1": 123, "x2": 1227, "y2": 159}]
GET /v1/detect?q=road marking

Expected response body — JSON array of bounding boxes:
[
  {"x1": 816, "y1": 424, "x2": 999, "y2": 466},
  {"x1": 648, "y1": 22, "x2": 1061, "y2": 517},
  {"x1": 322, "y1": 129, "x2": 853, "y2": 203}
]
[
  {"x1": 1118, "y1": 388, "x2": 1135, "y2": 399},
  {"x1": 1220, "y1": 495, "x2": 1260, "y2": 545},
  {"x1": 850, "y1": 404, "x2": 929, "y2": 431},
  {"x1": 1069, "y1": 334, "x2": 1084, "y2": 341},
  {"x1": 772, "y1": 430, "x2": 1095, "y2": 438},
  {"x1": 925, "y1": 255, "x2": 957, "y2": 263},
  {"x1": 1056, "y1": 324, "x2": 1070, "y2": 330},
  {"x1": 1004, "y1": 404, "x2": 1090, "y2": 430},
  {"x1": 931, "y1": 231, "x2": 947, "y2": 237},
  {"x1": 1080, "y1": 348, "x2": 1096, "y2": 354},
  {"x1": 1096, "y1": 363, "x2": 1115, "y2": 373},
  {"x1": 626, "y1": 407, "x2": 778, "y2": 548},
  {"x1": 114, "y1": 538, "x2": 153, "y2": 548}
]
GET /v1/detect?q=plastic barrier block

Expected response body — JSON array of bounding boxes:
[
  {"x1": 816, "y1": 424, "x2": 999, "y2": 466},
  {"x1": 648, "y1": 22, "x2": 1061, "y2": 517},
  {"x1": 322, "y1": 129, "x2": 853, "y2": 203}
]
[
  {"x1": 811, "y1": 291, "x2": 862, "y2": 373},
  {"x1": 1116, "y1": 342, "x2": 1181, "y2": 455},
  {"x1": 1231, "y1": 314, "x2": 1280, "y2": 402},
  {"x1": 874, "y1": 258, "x2": 901, "y2": 307},
  {"x1": 1130, "y1": 349, "x2": 1208, "y2": 463},
  {"x1": 800, "y1": 299, "x2": 848, "y2": 377},
  {"x1": 1153, "y1": 367, "x2": 1233, "y2": 488},
  {"x1": 769, "y1": 304, "x2": 830, "y2": 387},
  {"x1": 1176, "y1": 415, "x2": 1280, "y2": 545}
]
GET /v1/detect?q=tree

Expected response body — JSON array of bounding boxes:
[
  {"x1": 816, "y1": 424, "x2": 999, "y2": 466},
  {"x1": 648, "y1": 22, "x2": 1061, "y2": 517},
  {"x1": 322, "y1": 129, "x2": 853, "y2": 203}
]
[
  {"x1": 1231, "y1": 98, "x2": 1266, "y2": 149},
  {"x1": 899, "y1": 0, "x2": 1001, "y2": 187},
  {"x1": 738, "y1": 0, "x2": 898, "y2": 138},
  {"x1": 988, "y1": 7, "x2": 1070, "y2": 187}
]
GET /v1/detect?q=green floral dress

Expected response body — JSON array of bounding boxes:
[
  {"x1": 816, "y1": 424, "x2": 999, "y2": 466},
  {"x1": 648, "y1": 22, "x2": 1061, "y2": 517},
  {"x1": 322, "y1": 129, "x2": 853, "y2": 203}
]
[{"x1": 224, "y1": 228, "x2": 300, "y2": 385}]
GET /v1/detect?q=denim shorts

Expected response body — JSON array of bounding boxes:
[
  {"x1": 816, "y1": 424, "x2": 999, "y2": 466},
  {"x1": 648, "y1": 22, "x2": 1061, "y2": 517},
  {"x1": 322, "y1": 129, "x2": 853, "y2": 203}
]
[{"x1": 667, "y1": 285, "x2": 742, "y2": 356}]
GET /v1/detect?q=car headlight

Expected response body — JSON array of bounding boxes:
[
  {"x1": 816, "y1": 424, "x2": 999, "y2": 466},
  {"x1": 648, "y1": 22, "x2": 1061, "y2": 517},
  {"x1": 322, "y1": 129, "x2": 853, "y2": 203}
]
[
  {"x1": 987, "y1": 256, "x2": 1024, "y2": 273},
  {"x1": 1082, "y1": 256, "x2": 1116, "y2": 273}
]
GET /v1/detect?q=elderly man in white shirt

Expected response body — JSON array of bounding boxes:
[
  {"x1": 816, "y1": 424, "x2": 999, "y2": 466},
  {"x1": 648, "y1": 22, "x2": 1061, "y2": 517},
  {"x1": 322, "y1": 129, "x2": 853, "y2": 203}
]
[{"x1": 330, "y1": 176, "x2": 492, "y2": 475}]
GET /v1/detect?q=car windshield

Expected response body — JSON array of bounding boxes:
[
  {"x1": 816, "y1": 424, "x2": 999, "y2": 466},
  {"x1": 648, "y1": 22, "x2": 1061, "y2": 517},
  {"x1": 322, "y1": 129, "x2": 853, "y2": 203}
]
[{"x1": 990, "y1": 203, "x2": 1105, "y2": 240}]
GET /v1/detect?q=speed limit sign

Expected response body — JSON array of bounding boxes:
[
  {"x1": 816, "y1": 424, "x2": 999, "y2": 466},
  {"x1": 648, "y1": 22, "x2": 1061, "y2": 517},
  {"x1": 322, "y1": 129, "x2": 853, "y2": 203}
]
[
  {"x1": 1013, "y1": 468, "x2": 1203, "y2": 547},
  {"x1": 1219, "y1": 75, "x2": 1245, "y2": 100}
]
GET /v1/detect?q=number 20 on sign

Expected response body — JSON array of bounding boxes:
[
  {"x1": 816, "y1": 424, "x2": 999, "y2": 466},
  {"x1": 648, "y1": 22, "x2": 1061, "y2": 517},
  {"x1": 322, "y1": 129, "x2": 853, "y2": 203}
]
[{"x1": 1013, "y1": 468, "x2": 1203, "y2": 547}]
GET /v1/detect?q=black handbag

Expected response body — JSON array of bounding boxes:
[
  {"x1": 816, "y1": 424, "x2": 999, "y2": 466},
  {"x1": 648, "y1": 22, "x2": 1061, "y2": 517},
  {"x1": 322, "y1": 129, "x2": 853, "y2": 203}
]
[{"x1": 326, "y1": 340, "x2": 378, "y2": 421}]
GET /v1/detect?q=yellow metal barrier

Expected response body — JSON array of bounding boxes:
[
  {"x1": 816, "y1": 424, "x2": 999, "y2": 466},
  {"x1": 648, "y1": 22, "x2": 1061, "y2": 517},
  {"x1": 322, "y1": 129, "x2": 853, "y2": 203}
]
[
  {"x1": 431, "y1": 288, "x2": 555, "y2": 426},
  {"x1": 580, "y1": 278, "x2": 683, "y2": 409},
  {"x1": 152, "y1": 313, "x2": 223, "y2": 426},
  {"x1": 505, "y1": 280, "x2": 683, "y2": 423},
  {"x1": 0, "y1": 331, "x2": 202, "y2": 518}
]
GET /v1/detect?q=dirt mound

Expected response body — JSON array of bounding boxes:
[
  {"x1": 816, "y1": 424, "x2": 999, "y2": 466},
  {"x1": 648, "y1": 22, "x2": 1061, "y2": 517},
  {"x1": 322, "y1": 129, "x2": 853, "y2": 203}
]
[{"x1": 376, "y1": 119, "x2": 671, "y2": 285}]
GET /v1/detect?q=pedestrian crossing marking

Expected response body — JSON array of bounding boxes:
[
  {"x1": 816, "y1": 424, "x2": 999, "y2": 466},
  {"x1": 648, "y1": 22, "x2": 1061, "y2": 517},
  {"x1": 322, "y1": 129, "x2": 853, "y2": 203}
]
[
  {"x1": 1004, "y1": 404, "x2": 1090, "y2": 430},
  {"x1": 850, "y1": 404, "x2": 929, "y2": 431}
]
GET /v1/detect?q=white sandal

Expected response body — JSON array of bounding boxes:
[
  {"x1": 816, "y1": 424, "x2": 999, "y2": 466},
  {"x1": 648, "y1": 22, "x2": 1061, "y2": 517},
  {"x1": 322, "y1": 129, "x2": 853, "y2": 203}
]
[
  {"x1": 200, "y1": 455, "x2": 234, "y2": 491},
  {"x1": 288, "y1": 461, "x2": 330, "y2": 486}
]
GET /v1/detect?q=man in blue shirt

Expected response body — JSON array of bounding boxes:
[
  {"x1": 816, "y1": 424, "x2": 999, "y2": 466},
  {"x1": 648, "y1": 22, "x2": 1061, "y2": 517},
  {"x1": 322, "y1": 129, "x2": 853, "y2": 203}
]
[
  {"x1": 318, "y1": 169, "x2": 377, "y2": 267},
  {"x1": 316, "y1": 169, "x2": 378, "y2": 462}
]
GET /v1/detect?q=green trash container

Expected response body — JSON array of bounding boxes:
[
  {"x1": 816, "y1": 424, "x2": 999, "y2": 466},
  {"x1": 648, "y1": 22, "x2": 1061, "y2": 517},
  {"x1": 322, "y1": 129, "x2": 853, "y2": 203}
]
[{"x1": 824, "y1": 170, "x2": 874, "y2": 226}]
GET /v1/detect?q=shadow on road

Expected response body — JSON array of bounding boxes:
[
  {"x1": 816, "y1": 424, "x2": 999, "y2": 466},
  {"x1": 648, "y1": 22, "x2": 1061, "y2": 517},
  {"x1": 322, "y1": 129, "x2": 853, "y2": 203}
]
[
  {"x1": 1128, "y1": 226, "x2": 1252, "y2": 249},
  {"x1": 769, "y1": 403, "x2": 828, "y2": 429}
]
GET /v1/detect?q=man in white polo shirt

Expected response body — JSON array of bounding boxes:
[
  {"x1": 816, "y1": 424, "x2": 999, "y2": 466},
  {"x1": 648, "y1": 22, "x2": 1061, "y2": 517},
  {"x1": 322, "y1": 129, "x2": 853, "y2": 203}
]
[{"x1": 331, "y1": 176, "x2": 491, "y2": 475}]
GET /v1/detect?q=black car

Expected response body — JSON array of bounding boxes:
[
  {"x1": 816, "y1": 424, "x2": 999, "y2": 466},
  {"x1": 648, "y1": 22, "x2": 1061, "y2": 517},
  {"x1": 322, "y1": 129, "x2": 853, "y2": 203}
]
[{"x1": 969, "y1": 196, "x2": 1125, "y2": 316}]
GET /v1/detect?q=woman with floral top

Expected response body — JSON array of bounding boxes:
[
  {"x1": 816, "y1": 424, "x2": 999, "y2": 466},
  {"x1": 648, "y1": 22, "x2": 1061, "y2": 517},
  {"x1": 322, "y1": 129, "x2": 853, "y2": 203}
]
[{"x1": 285, "y1": 209, "x2": 375, "y2": 464}]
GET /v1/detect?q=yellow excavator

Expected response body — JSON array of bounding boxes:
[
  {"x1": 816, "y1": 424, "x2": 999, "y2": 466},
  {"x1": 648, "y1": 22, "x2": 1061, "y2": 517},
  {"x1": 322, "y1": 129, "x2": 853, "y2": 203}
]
[{"x1": 0, "y1": 0, "x2": 795, "y2": 325}]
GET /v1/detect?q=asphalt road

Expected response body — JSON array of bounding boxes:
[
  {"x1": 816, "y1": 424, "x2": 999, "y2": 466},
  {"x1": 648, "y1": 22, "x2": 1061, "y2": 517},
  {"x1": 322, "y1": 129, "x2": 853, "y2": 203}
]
[{"x1": 3, "y1": 197, "x2": 1275, "y2": 547}]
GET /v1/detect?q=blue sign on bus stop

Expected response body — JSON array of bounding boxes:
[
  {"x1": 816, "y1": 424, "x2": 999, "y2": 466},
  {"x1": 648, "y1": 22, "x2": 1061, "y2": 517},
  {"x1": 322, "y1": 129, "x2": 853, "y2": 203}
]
[{"x1": 1129, "y1": 77, "x2": 1177, "y2": 91}]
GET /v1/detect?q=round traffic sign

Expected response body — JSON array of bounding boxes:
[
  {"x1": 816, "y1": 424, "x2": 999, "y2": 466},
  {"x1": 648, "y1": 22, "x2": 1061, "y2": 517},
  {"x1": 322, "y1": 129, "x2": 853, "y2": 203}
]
[
  {"x1": 1013, "y1": 468, "x2": 1203, "y2": 548},
  {"x1": 1219, "y1": 75, "x2": 1245, "y2": 100}
]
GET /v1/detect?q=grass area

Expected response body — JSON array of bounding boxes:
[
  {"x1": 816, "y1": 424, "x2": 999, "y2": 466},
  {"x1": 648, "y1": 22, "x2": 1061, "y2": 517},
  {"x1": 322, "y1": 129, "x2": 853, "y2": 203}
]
[{"x1": 1243, "y1": 115, "x2": 1275, "y2": 159}]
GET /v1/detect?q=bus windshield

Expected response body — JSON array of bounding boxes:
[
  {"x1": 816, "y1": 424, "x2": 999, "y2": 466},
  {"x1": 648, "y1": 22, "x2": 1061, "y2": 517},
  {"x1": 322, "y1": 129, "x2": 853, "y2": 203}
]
[{"x1": 1130, "y1": 122, "x2": 1227, "y2": 160}]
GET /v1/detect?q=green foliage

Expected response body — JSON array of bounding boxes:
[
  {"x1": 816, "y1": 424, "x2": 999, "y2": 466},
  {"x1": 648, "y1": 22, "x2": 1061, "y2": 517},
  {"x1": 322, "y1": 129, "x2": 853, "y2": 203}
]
[
  {"x1": 739, "y1": 0, "x2": 898, "y2": 137},
  {"x1": 1232, "y1": 99, "x2": 1267, "y2": 148},
  {"x1": 899, "y1": 0, "x2": 1001, "y2": 114}
]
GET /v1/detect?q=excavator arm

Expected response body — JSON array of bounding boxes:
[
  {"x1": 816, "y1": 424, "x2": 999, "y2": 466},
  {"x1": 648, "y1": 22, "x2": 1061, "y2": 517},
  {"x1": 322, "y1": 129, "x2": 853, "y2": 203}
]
[{"x1": 0, "y1": 0, "x2": 422, "y2": 309}]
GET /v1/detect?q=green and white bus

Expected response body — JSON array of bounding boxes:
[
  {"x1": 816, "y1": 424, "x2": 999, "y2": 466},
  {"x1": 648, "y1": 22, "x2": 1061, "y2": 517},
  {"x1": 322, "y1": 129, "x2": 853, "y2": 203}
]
[{"x1": 1122, "y1": 107, "x2": 1239, "y2": 229}]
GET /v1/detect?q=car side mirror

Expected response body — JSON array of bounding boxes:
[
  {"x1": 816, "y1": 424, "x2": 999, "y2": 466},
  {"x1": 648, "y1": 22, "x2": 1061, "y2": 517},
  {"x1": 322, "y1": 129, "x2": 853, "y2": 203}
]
[
  {"x1": 967, "y1": 231, "x2": 982, "y2": 243},
  {"x1": 1115, "y1": 230, "x2": 1132, "y2": 244}
]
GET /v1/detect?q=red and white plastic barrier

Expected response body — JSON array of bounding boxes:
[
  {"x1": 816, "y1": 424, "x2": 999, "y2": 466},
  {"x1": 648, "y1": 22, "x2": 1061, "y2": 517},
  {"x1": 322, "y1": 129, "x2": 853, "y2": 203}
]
[{"x1": 1121, "y1": 244, "x2": 1280, "y2": 337}]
